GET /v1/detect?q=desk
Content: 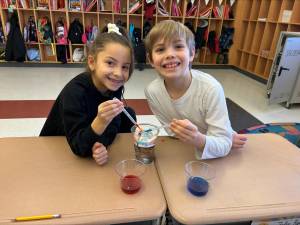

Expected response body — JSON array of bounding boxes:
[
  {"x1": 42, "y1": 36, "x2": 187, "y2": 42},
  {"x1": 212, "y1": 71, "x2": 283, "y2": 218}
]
[
  {"x1": 0, "y1": 135, "x2": 166, "y2": 225},
  {"x1": 155, "y1": 134, "x2": 300, "y2": 225}
]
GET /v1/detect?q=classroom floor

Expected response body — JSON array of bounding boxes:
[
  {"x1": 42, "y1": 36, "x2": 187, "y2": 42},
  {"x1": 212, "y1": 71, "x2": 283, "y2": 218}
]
[{"x1": 0, "y1": 66, "x2": 299, "y2": 137}]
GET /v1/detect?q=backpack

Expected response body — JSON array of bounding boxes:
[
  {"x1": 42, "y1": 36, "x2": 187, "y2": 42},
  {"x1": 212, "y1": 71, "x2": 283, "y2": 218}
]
[
  {"x1": 37, "y1": 16, "x2": 53, "y2": 44},
  {"x1": 68, "y1": 18, "x2": 83, "y2": 44},
  {"x1": 132, "y1": 27, "x2": 146, "y2": 64},
  {"x1": 24, "y1": 16, "x2": 38, "y2": 42}
]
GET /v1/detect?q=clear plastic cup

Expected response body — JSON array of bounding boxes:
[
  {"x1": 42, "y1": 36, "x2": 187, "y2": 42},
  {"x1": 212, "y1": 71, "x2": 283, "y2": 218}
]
[
  {"x1": 115, "y1": 159, "x2": 146, "y2": 194},
  {"x1": 185, "y1": 161, "x2": 215, "y2": 197},
  {"x1": 131, "y1": 123, "x2": 160, "y2": 164}
]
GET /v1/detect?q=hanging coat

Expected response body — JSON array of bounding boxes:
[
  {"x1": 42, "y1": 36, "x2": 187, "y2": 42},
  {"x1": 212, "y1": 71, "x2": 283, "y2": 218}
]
[{"x1": 5, "y1": 11, "x2": 26, "y2": 62}]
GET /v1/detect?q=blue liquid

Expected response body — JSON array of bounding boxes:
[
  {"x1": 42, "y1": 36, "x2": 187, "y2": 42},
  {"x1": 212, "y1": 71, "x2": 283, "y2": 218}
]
[{"x1": 187, "y1": 177, "x2": 209, "y2": 197}]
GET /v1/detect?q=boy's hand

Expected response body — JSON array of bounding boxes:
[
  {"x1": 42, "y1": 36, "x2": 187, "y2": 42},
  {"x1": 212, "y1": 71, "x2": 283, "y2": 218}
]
[
  {"x1": 97, "y1": 99, "x2": 124, "y2": 125},
  {"x1": 170, "y1": 119, "x2": 205, "y2": 149},
  {"x1": 232, "y1": 133, "x2": 247, "y2": 149},
  {"x1": 92, "y1": 142, "x2": 108, "y2": 165}
]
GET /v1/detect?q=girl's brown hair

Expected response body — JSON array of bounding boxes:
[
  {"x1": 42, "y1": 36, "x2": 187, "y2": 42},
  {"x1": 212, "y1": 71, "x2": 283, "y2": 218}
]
[{"x1": 86, "y1": 25, "x2": 134, "y2": 79}]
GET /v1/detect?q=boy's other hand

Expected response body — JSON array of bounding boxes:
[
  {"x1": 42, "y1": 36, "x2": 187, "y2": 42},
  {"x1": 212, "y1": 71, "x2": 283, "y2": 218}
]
[
  {"x1": 92, "y1": 142, "x2": 108, "y2": 165},
  {"x1": 232, "y1": 133, "x2": 247, "y2": 149},
  {"x1": 170, "y1": 119, "x2": 205, "y2": 149}
]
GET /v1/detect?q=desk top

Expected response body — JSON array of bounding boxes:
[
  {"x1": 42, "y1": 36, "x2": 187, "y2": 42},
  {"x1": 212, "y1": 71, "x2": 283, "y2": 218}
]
[
  {"x1": 0, "y1": 135, "x2": 166, "y2": 225},
  {"x1": 155, "y1": 133, "x2": 300, "y2": 225}
]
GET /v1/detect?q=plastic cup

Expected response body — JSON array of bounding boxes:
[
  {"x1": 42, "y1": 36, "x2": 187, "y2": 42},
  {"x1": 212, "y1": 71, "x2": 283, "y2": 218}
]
[
  {"x1": 185, "y1": 161, "x2": 215, "y2": 197},
  {"x1": 115, "y1": 159, "x2": 146, "y2": 194},
  {"x1": 131, "y1": 123, "x2": 160, "y2": 164}
]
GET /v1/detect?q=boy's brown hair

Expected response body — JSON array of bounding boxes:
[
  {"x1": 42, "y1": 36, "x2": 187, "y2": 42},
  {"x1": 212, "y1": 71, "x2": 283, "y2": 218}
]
[{"x1": 145, "y1": 20, "x2": 195, "y2": 62}]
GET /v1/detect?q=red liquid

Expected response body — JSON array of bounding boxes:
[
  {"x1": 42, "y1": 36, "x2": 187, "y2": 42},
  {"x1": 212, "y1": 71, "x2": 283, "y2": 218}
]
[{"x1": 121, "y1": 175, "x2": 142, "y2": 194}]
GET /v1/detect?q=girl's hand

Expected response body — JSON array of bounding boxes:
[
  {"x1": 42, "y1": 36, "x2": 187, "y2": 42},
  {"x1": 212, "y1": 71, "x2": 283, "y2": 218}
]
[
  {"x1": 170, "y1": 119, "x2": 205, "y2": 149},
  {"x1": 97, "y1": 98, "x2": 124, "y2": 125},
  {"x1": 232, "y1": 133, "x2": 247, "y2": 149},
  {"x1": 92, "y1": 142, "x2": 108, "y2": 165}
]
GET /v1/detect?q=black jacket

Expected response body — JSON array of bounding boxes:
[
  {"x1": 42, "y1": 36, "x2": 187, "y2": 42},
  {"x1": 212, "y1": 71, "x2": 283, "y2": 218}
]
[
  {"x1": 40, "y1": 72, "x2": 124, "y2": 157},
  {"x1": 5, "y1": 11, "x2": 26, "y2": 62}
]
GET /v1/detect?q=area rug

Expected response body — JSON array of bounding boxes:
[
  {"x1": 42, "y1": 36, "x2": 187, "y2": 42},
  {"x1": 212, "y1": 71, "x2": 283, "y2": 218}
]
[
  {"x1": 239, "y1": 123, "x2": 300, "y2": 147},
  {"x1": 226, "y1": 98, "x2": 263, "y2": 132}
]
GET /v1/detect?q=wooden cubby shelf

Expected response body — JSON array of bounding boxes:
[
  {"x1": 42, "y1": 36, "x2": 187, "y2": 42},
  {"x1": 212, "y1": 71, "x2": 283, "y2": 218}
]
[
  {"x1": 234, "y1": 0, "x2": 300, "y2": 80},
  {"x1": 0, "y1": 0, "x2": 299, "y2": 82},
  {"x1": 0, "y1": 0, "x2": 238, "y2": 65}
]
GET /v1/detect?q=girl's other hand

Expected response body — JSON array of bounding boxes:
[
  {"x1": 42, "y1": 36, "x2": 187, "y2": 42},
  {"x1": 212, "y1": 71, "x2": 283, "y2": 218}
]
[
  {"x1": 92, "y1": 142, "x2": 108, "y2": 165},
  {"x1": 97, "y1": 98, "x2": 124, "y2": 125},
  {"x1": 232, "y1": 133, "x2": 247, "y2": 149},
  {"x1": 170, "y1": 119, "x2": 205, "y2": 149}
]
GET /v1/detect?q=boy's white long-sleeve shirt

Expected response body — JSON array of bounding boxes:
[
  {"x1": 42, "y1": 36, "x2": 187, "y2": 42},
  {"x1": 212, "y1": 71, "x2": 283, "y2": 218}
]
[{"x1": 144, "y1": 69, "x2": 233, "y2": 159}]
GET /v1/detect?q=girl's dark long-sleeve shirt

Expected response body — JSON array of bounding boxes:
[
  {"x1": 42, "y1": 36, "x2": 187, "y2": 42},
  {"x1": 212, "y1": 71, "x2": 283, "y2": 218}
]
[{"x1": 40, "y1": 72, "x2": 123, "y2": 157}]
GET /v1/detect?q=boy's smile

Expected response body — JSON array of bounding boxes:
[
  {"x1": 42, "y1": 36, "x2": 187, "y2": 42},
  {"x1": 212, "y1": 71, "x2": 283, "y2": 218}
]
[{"x1": 150, "y1": 38, "x2": 194, "y2": 80}]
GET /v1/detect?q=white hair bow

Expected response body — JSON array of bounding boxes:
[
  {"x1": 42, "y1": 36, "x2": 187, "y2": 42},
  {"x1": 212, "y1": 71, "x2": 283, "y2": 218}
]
[{"x1": 107, "y1": 23, "x2": 122, "y2": 35}]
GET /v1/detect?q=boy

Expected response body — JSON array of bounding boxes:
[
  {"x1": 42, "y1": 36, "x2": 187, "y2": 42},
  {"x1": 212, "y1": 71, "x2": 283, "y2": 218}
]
[{"x1": 144, "y1": 20, "x2": 246, "y2": 159}]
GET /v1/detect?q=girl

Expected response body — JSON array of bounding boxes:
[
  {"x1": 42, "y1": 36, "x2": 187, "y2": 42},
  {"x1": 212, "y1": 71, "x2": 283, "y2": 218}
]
[{"x1": 40, "y1": 23, "x2": 136, "y2": 165}]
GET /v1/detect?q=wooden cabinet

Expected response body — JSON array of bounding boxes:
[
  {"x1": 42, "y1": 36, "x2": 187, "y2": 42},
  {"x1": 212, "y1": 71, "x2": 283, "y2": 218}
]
[
  {"x1": 234, "y1": 0, "x2": 300, "y2": 80},
  {"x1": 0, "y1": 0, "x2": 239, "y2": 65}
]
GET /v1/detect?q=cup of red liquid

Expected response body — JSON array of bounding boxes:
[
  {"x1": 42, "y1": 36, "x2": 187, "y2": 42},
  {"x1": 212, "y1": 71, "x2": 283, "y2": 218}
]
[
  {"x1": 115, "y1": 159, "x2": 146, "y2": 194},
  {"x1": 185, "y1": 161, "x2": 215, "y2": 197}
]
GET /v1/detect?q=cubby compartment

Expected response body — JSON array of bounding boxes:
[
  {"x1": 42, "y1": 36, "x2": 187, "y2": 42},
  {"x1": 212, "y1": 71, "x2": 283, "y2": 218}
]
[
  {"x1": 251, "y1": 21, "x2": 265, "y2": 54},
  {"x1": 70, "y1": 44, "x2": 85, "y2": 62},
  {"x1": 98, "y1": 13, "x2": 112, "y2": 30},
  {"x1": 254, "y1": 56, "x2": 267, "y2": 77},
  {"x1": 249, "y1": 0, "x2": 262, "y2": 21},
  {"x1": 197, "y1": 0, "x2": 212, "y2": 18},
  {"x1": 40, "y1": 43, "x2": 56, "y2": 61},
  {"x1": 240, "y1": 0, "x2": 252, "y2": 21},
  {"x1": 208, "y1": 19, "x2": 222, "y2": 36},
  {"x1": 257, "y1": 0, "x2": 270, "y2": 21},
  {"x1": 263, "y1": 59, "x2": 273, "y2": 79},
  {"x1": 83, "y1": 12, "x2": 98, "y2": 30},
  {"x1": 234, "y1": 49, "x2": 242, "y2": 66},
  {"x1": 240, "y1": 52, "x2": 249, "y2": 70},
  {"x1": 269, "y1": 23, "x2": 288, "y2": 59},
  {"x1": 100, "y1": 0, "x2": 112, "y2": 12},
  {"x1": 18, "y1": 9, "x2": 36, "y2": 38},
  {"x1": 170, "y1": 0, "x2": 184, "y2": 17},
  {"x1": 267, "y1": 0, "x2": 282, "y2": 22},
  {"x1": 184, "y1": 18, "x2": 197, "y2": 34},
  {"x1": 243, "y1": 21, "x2": 255, "y2": 51},
  {"x1": 237, "y1": 21, "x2": 248, "y2": 50},
  {"x1": 259, "y1": 23, "x2": 276, "y2": 58},
  {"x1": 290, "y1": 0, "x2": 300, "y2": 24},
  {"x1": 128, "y1": 0, "x2": 143, "y2": 15},
  {"x1": 185, "y1": 0, "x2": 199, "y2": 18},
  {"x1": 211, "y1": 0, "x2": 225, "y2": 19},
  {"x1": 112, "y1": 0, "x2": 127, "y2": 14},
  {"x1": 288, "y1": 24, "x2": 300, "y2": 32},
  {"x1": 247, "y1": 54, "x2": 258, "y2": 72},
  {"x1": 204, "y1": 50, "x2": 217, "y2": 64},
  {"x1": 157, "y1": 0, "x2": 171, "y2": 17},
  {"x1": 278, "y1": 0, "x2": 294, "y2": 23},
  {"x1": 113, "y1": 14, "x2": 126, "y2": 28},
  {"x1": 226, "y1": 0, "x2": 237, "y2": 20},
  {"x1": 194, "y1": 48, "x2": 206, "y2": 64}
]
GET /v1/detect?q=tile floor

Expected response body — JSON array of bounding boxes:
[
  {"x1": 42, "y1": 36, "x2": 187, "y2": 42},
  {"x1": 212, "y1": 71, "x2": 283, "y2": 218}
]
[{"x1": 0, "y1": 66, "x2": 299, "y2": 137}]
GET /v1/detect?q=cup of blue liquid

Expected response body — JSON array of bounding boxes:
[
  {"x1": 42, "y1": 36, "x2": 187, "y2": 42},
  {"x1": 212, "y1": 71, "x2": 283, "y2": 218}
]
[{"x1": 185, "y1": 161, "x2": 215, "y2": 197}]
